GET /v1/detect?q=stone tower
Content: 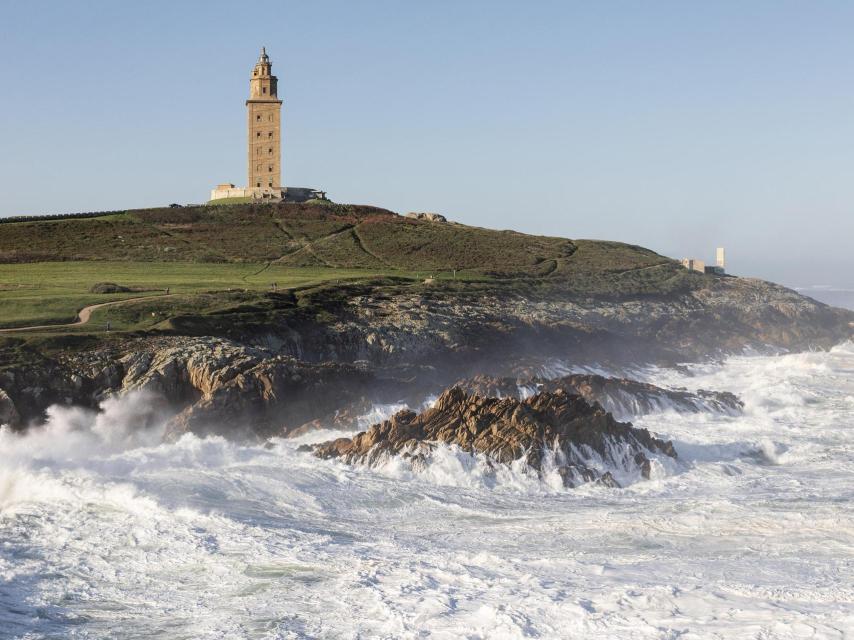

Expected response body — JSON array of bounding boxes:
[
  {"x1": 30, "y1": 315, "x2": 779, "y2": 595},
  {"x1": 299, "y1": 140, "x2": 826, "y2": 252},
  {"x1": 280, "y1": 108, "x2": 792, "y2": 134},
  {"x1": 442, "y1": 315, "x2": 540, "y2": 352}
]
[
  {"x1": 208, "y1": 48, "x2": 325, "y2": 204},
  {"x1": 247, "y1": 47, "x2": 282, "y2": 190}
]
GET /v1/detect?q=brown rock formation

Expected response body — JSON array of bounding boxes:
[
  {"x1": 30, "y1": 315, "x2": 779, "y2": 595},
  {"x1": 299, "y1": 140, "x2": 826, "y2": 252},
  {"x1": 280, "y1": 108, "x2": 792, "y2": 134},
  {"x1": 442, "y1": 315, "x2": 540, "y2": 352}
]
[{"x1": 312, "y1": 387, "x2": 677, "y2": 487}]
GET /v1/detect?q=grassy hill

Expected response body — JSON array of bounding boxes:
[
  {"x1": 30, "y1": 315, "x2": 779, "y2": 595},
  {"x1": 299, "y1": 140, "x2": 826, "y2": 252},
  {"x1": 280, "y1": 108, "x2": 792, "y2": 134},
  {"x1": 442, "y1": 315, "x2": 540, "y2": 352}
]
[{"x1": 0, "y1": 201, "x2": 699, "y2": 333}]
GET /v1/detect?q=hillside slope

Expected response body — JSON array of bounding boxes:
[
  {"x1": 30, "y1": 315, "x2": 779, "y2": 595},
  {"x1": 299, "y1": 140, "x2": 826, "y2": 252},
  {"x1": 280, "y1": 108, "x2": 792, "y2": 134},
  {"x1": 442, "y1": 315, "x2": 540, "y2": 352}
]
[{"x1": 0, "y1": 202, "x2": 687, "y2": 295}]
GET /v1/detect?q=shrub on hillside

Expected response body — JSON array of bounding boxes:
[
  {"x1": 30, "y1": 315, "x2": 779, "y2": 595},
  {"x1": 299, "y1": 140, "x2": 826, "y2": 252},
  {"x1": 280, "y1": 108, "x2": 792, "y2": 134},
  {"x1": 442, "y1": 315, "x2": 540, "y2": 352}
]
[
  {"x1": 196, "y1": 252, "x2": 228, "y2": 263},
  {"x1": 133, "y1": 208, "x2": 204, "y2": 224},
  {"x1": 89, "y1": 282, "x2": 131, "y2": 294}
]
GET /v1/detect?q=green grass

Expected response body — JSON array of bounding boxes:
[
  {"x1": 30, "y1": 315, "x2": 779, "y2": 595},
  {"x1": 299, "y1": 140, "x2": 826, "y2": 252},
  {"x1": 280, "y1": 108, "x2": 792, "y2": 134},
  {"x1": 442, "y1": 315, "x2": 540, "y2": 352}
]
[
  {"x1": 0, "y1": 261, "x2": 481, "y2": 331},
  {"x1": 353, "y1": 218, "x2": 575, "y2": 275},
  {"x1": 0, "y1": 201, "x2": 702, "y2": 334}
]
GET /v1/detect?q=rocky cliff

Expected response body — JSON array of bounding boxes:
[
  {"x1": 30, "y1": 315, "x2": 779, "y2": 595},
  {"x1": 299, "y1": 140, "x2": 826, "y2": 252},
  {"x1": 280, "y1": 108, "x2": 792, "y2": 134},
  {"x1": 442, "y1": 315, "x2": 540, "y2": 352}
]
[{"x1": 0, "y1": 272, "x2": 850, "y2": 437}]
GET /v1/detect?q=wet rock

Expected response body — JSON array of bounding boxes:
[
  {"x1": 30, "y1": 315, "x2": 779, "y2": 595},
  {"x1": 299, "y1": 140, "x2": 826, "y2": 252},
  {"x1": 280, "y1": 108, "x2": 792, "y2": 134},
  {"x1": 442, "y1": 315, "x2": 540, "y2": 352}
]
[
  {"x1": 156, "y1": 351, "x2": 380, "y2": 441},
  {"x1": 0, "y1": 359, "x2": 83, "y2": 429},
  {"x1": 543, "y1": 374, "x2": 744, "y2": 417},
  {"x1": 313, "y1": 387, "x2": 676, "y2": 487},
  {"x1": 0, "y1": 336, "x2": 390, "y2": 440},
  {"x1": 455, "y1": 373, "x2": 743, "y2": 418},
  {"x1": 0, "y1": 388, "x2": 19, "y2": 428}
]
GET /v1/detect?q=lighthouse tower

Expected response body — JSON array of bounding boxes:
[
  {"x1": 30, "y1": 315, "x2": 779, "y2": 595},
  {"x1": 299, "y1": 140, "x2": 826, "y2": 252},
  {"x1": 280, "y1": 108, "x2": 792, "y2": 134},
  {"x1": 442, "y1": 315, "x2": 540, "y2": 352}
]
[
  {"x1": 207, "y1": 49, "x2": 326, "y2": 204},
  {"x1": 247, "y1": 47, "x2": 282, "y2": 191}
]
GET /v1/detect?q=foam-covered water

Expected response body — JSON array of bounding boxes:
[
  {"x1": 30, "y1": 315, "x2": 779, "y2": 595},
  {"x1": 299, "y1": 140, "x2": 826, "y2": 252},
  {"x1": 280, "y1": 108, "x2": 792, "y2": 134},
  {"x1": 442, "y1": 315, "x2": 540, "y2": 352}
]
[{"x1": 2, "y1": 344, "x2": 854, "y2": 638}]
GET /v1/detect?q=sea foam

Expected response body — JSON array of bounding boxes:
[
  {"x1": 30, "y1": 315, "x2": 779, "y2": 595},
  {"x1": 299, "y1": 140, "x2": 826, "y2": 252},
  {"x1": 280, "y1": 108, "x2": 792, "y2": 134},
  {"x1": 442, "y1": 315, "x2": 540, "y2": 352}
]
[{"x1": 2, "y1": 345, "x2": 853, "y2": 638}]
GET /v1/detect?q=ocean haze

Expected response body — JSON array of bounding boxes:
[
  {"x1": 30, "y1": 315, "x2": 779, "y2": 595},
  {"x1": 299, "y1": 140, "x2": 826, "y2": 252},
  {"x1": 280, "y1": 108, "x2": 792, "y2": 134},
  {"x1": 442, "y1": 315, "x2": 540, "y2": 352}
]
[
  {"x1": 0, "y1": 1, "x2": 852, "y2": 291},
  {"x1": 798, "y1": 287, "x2": 854, "y2": 312}
]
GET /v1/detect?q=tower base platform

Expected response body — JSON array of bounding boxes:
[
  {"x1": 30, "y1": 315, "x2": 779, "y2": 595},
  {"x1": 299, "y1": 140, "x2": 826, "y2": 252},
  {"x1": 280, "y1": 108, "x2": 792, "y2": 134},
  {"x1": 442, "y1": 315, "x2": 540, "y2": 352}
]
[{"x1": 208, "y1": 184, "x2": 327, "y2": 204}]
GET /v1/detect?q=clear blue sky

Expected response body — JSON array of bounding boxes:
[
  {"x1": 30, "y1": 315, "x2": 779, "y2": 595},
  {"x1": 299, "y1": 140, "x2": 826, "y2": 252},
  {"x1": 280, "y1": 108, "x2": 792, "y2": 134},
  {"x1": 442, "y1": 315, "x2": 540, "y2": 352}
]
[{"x1": 1, "y1": 1, "x2": 852, "y2": 289}]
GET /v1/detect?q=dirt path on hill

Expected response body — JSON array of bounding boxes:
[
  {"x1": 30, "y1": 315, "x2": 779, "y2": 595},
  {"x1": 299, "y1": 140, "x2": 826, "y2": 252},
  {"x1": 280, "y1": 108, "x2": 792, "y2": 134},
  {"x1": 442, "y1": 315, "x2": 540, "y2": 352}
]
[
  {"x1": 352, "y1": 225, "x2": 393, "y2": 267},
  {"x1": 0, "y1": 293, "x2": 174, "y2": 333},
  {"x1": 244, "y1": 262, "x2": 272, "y2": 281}
]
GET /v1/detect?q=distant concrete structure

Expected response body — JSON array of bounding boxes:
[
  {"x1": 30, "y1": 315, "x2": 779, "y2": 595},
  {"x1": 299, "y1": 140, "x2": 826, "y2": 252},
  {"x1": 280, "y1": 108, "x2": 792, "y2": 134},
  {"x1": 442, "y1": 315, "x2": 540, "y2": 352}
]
[
  {"x1": 704, "y1": 247, "x2": 727, "y2": 275},
  {"x1": 683, "y1": 247, "x2": 727, "y2": 275},
  {"x1": 208, "y1": 48, "x2": 326, "y2": 204},
  {"x1": 681, "y1": 258, "x2": 705, "y2": 273}
]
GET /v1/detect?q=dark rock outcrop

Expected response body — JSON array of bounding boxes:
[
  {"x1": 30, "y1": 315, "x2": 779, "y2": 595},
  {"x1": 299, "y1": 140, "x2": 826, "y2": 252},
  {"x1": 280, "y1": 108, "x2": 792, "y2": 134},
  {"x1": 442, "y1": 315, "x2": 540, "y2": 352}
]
[
  {"x1": 455, "y1": 374, "x2": 743, "y2": 418},
  {"x1": 0, "y1": 388, "x2": 19, "y2": 427},
  {"x1": 0, "y1": 336, "x2": 404, "y2": 439},
  {"x1": 550, "y1": 374, "x2": 743, "y2": 417},
  {"x1": 312, "y1": 387, "x2": 677, "y2": 487}
]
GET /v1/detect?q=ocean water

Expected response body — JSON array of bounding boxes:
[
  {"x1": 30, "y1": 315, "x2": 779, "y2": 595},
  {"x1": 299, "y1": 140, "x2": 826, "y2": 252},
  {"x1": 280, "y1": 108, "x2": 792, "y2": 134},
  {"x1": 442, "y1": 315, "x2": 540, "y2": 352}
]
[
  {"x1": 1, "y1": 344, "x2": 854, "y2": 639},
  {"x1": 795, "y1": 286, "x2": 854, "y2": 312}
]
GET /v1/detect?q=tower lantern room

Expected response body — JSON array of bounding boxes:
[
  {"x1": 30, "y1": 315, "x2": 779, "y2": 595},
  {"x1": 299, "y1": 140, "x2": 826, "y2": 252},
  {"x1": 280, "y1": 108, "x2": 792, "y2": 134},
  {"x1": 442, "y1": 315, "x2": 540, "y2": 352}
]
[{"x1": 249, "y1": 47, "x2": 278, "y2": 99}]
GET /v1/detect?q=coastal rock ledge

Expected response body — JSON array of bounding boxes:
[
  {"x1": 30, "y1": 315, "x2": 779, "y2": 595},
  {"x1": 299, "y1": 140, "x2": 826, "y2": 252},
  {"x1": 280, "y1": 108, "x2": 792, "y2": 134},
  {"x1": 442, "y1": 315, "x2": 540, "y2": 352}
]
[{"x1": 312, "y1": 387, "x2": 677, "y2": 487}]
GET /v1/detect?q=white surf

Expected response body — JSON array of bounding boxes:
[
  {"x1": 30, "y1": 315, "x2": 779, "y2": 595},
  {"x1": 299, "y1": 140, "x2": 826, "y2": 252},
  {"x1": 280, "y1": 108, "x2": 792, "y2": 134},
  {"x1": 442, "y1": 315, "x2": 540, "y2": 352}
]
[{"x1": 1, "y1": 344, "x2": 853, "y2": 639}]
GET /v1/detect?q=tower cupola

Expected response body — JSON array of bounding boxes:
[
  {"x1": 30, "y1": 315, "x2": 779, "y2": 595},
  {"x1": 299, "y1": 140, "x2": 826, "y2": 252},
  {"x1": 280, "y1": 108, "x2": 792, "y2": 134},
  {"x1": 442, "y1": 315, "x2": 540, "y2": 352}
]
[{"x1": 249, "y1": 47, "x2": 277, "y2": 99}]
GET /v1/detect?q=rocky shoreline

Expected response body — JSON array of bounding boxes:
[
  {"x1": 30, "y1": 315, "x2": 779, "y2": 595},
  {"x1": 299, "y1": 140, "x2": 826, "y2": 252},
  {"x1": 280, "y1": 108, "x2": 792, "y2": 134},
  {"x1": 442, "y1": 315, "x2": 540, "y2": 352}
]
[{"x1": 0, "y1": 275, "x2": 851, "y2": 458}]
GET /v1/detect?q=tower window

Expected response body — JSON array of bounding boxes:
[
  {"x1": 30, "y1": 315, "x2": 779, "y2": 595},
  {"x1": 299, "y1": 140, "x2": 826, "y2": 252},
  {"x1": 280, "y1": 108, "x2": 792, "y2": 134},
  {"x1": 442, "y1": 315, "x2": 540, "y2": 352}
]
[
  {"x1": 268, "y1": 132, "x2": 273, "y2": 138},
  {"x1": 268, "y1": 148, "x2": 273, "y2": 154},
  {"x1": 256, "y1": 182, "x2": 261, "y2": 187},
  {"x1": 256, "y1": 132, "x2": 261, "y2": 137},
  {"x1": 268, "y1": 166, "x2": 273, "y2": 172},
  {"x1": 268, "y1": 182, "x2": 273, "y2": 187},
  {"x1": 256, "y1": 115, "x2": 261, "y2": 121},
  {"x1": 262, "y1": 87, "x2": 267, "y2": 94}
]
